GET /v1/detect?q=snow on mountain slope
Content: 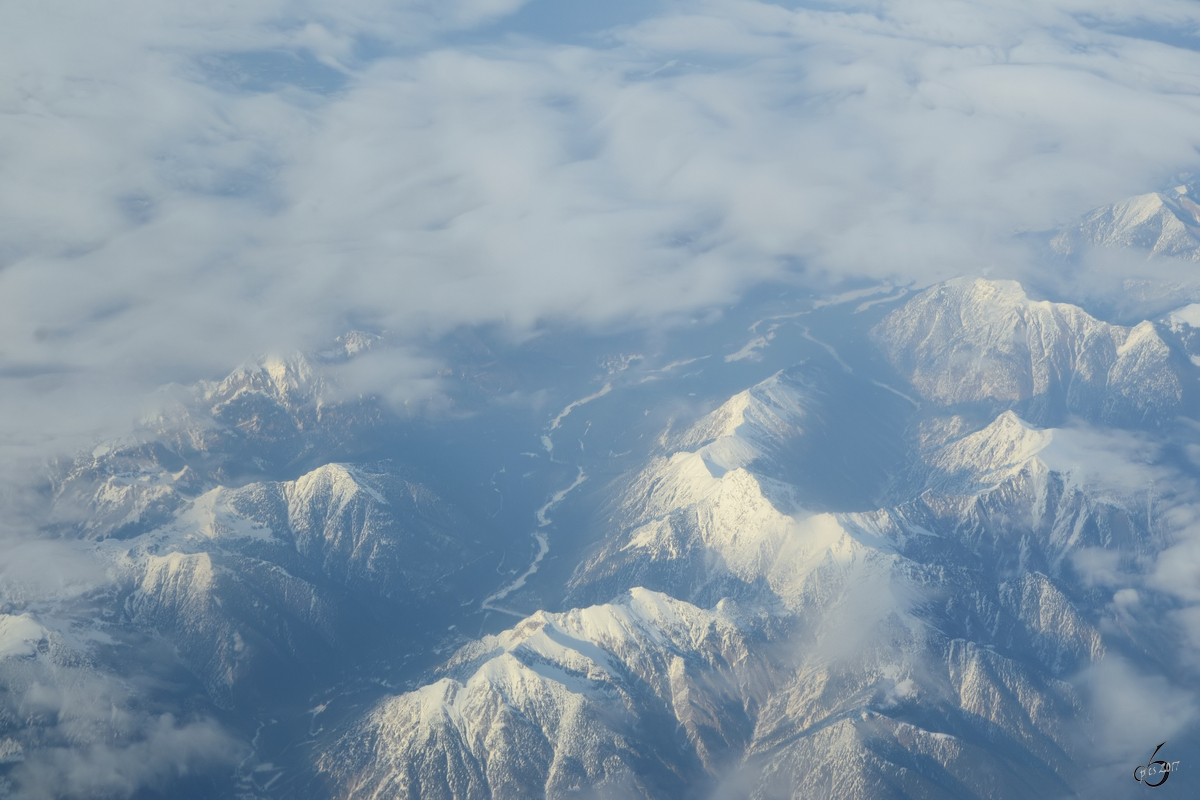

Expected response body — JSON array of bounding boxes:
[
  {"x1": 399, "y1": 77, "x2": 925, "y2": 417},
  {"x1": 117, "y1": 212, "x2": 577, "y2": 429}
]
[
  {"x1": 577, "y1": 369, "x2": 1077, "y2": 598},
  {"x1": 872, "y1": 278, "x2": 1186, "y2": 426},
  {"x1": 229, "y1": 462, "x2": 468, "y2": 596},
  {"x1": 47, "y1": 442, "x2": 200, "y2": 541},
  {"x1": 199, "y1": 331, "x2": 380, "y2": 427},
  {"x1": 568, "y1": 363, "x2": 913, "y2": 609},
  {"x1": 570, "y1": 397, "x2": 1124, "y2": 662},
  {"x1": 111, "y1": 460, "x2": 470, "y2": 703},
  {"x1": 921, "y1": 411, "x2": 1052, "y2": 494},
  {"x1": 125, "y1": 459, "x2": 465, "y2": 593},
  {"x1": 519, "y1": 364, "x2": 1167, "y2": 798},
  {"x1": 47, "y1": 343, "x2": 394, "y2": 543},
  {"x1": 332, "y1": 487, "x2": 1106, "y2": 799},
  {"x1": 12, "y1": 275, "x2": 1194, "y2": 797},
  {"x1": 126, "y1": 547, "x2": 341, "y2": 704},
  {"x1": 1051, "y1": 185, "x2": 1200, "y2": 260},
  {"x1": 671, "y1": 368, "x2": 810, "y2": 470},
  {"x1": 741, "y1": 634, "x2": 1091, "y2": 800},
  {"x1": 321, "y1": 589, "x2": 781, "y2": 799},
  {"x1": 632, "y1": 364, "x2": 842, "y2": 515},
  {"x1": 630, "y1": 361, "x2": 910, "y2": 518},
  {"x1": 147, "y1": 351, "x2": 332, "y2": 464}
]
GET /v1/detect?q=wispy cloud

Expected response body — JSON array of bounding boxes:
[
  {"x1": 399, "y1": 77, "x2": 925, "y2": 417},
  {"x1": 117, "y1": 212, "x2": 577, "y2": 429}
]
[{"x1": 10, "y1": 714, "x2": 243, "y2": 800}]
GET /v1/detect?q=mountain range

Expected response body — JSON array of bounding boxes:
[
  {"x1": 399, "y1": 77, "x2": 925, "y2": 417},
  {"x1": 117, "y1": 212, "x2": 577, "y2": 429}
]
[{"x1": 2, "y1": 186, "x2": 1199, "y2": 798}]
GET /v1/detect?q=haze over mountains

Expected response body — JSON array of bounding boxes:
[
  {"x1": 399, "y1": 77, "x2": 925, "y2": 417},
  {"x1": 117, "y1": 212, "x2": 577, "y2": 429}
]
[
  {"x1": 8, "y1": 1, "x2": 1200, "y2": 797},
  {"x1": 1, "y1": 183, "x2": 1199, "y2": 798}
]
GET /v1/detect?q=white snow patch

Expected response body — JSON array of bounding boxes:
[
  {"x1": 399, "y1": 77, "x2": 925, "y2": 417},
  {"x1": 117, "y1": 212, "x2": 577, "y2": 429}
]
[
  {"x1": 343, "y1": 466, "x2": 389, "y2": 505},
  {"x1": 749, "y1": 310, "x2": 807, "y2": 334},
  {"x1": 174, "y1": 490, "x2": 274, "y2": 542},
  {"x1": 654, "y1": 356, "x2": 708, "y2": 372},
  {"x1": 870, "y1": 379, "x2": 920, "y2": 407}
]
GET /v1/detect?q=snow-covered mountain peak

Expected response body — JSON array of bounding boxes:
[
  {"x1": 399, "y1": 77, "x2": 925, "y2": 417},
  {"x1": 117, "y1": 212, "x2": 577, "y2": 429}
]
[
  {"x1": 672, "y1": 367, "x2": 811, "y2": 465},
  {"x1": 924, "y1": 411, "x2": 1053, "y2": 492},
  {"x1": 1118, "y1": 319, "x2": 1163, "y2": 356},
  {"x1": 875, "y1": 278, "x2": 1184, "y2": 426},
  {"x1": 447, "y1": 588, "x2": 742, "y2": 681},
  {"x1": 335, "y1": 331, "x2": 381, "y2": 358},
  {"x1": 608, "y1": 369, "x2": 821, "y2": 522},
  {"x1": 677, "y1": 391, "x2": 754, "y2": 448},
  {"x1": 1052, "y1": 185, "x2": 1200, "y2": 259},
  {"x1": 84, "y1": 461, "x2": 392, "y2": 553},
  {"x1": 207, "y1": 352, "x2": 322, "y2": 410},
  {"x1": 322, "y1": 589, "x2": 778, "y2": 798},
  {"x1": 285, "y1": 462, "x2": 387, "y2": 509},
  {"x1": 156, "y1": 485, "x2": 276, "y2": 544},
  {"x1": 874, "y1": 278, "x2": 1113, "y2": 406}
]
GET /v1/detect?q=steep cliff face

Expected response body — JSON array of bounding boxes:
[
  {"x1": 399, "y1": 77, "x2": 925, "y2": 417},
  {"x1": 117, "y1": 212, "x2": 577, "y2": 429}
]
[
  {"x1": 47, "y1": 344, "x2": 391, "y2": 543},
  {"x1": 226, "y1": 462, "x2": 467, "y2": 597},
  {"x1": 114, "y1": 460, "x2": 472, "y2": 704},
  {"x1": 321, "y1": 589, "x2": 782, "y2": 800},
  {"x1": 871, "y1": 278, "x2": 1188, "y2": 426},
  {"x1": 1051, "y1": 185, "x2": 1200, "y2": 260}
]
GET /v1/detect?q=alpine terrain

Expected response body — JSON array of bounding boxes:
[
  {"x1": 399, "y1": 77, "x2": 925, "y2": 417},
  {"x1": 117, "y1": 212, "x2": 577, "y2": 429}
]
[{"x1": 2, "y1": 186, "x2": 1199, "y2": 799}]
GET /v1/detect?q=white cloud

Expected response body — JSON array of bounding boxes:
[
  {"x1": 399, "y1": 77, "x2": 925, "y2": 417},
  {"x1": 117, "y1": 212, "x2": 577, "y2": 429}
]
[
  {"x1": 2, "y1": 0, "x2": 1200, "y2": 468},
  {"x1": 0, "y1": 539, "x2": 111, "y2": 608},
  {"x1": 1039, "y1": 423, "x2": 1171, "y2": 494},
  {"x1": 10, "y1": 714, "x2": 242, "y2": 800},
  {"x1": 4, "y1": 3, "x2": 1200, "y2": 792},
  {"x1": 1078, "y1": 655, "x2": 1197, "y2": 769},
  {"x1": 1151, "y1": 503, "x2": 1200, "y2": 604}
]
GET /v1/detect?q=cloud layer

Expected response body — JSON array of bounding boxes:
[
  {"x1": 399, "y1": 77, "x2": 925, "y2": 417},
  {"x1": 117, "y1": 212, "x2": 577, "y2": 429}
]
[{"x1": 2, "y1": 0, "x2": 1200, "y2": 464}]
